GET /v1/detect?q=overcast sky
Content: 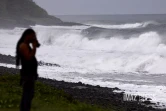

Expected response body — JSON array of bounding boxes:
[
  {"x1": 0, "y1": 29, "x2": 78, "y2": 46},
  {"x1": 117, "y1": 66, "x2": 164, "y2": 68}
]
[{"x1": 33, "y1": 0, "x2": 166, "y2": 15}]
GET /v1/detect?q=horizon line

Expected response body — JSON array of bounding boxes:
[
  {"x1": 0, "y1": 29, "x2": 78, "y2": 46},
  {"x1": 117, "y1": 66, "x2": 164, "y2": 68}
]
[{"x1": 54, "y1": 13, "x2": 166, "y2": 16}]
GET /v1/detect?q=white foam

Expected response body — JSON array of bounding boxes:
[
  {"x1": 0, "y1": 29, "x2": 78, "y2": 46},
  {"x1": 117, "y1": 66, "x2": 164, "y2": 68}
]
[
  {"x1": 34, "y1": 29, "x2": 166, "y2": 74},
  {"x1": 1, "y1": 27, "x2": 166, "y2": 73},
  {"x1": 32, "y1": 25, "x2": 90, "y2": 30},
  {"x1": 88, "y1": 21, "x2": 159, "y2": 29}
]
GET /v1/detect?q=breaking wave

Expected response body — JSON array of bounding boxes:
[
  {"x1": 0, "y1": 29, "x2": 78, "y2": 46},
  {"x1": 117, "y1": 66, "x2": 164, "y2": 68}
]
[
  {"x1": 31, "y1": 25, "x2": 166, "y2": 74},
  {"x1": 0, "y1": 24, "x2": 166, "y2": 74},
  {"x1": 87, "y1": 21, "x2": 159, "y2": 29}
]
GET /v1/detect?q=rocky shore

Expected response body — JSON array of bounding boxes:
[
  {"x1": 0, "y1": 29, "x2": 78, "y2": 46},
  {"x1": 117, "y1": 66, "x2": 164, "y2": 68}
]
[
  {"x1": 0, "y1": 54, "x2": 60, "y2": 67},
  {"x1": 0, "y1": 54, "x2": 165, "y2": 111}
]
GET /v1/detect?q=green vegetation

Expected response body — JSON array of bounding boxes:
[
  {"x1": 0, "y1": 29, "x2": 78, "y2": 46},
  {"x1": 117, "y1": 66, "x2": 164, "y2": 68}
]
[{"x1": 0, "y1": 74, "x2": 116, "y2": 111}]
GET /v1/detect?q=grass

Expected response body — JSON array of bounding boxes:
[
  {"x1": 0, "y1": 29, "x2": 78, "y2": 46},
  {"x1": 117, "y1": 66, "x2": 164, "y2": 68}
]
[{"x1": 0, "y1": 74, "x2": 118, "y2": 111}]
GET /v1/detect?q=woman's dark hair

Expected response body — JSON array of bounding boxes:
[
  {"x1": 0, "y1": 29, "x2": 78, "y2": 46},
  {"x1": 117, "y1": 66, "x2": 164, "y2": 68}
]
[{"x1": 16, "y1": 28, "x2": 36, "y2": 66}]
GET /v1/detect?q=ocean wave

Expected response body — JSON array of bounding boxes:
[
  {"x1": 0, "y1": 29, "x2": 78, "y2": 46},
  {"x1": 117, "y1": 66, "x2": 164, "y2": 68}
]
[
  {"x1": 38, "y1": 28, "x2": 163, "y2": 54},
  {"x1": 87, "y1": 21, "x2": 159, "y2": 29},
  {"x1": 32, "y1": 26, "x2": 166, "y2": 74},
  {"x1": 1, "y1": 26, "x2": 166, "y2": 74},
  {"x1": 32, "y1": 25, "x2": 90, "y2": 30}
]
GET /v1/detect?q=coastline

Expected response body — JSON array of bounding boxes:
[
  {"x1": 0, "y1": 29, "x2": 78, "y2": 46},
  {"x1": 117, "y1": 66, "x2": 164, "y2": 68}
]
[{"x1": 0, "y1": 54, "x2": 165, "y2": 111}]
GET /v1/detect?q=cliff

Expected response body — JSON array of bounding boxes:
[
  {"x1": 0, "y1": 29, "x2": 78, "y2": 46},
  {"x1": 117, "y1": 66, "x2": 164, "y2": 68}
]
[{"x1": 0, "y1": 0, "x2": 64, "y2": 28}]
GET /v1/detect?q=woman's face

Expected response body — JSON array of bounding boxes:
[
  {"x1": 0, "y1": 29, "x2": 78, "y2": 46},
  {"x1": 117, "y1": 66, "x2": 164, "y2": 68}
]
[{"x1": 27, "y1": 33, "x2": 37, "y2": 43}]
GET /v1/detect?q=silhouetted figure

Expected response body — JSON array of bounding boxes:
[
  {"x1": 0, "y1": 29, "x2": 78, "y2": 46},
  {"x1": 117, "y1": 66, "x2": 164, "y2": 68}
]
[{"x1": 16, "y1": 29, "x2": 40, "y2": 111}]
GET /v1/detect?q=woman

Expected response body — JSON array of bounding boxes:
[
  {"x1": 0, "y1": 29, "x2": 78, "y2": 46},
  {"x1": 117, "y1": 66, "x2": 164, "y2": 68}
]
[{"x1": 16, "y1": 29, "x2": 40, "y2": 111}]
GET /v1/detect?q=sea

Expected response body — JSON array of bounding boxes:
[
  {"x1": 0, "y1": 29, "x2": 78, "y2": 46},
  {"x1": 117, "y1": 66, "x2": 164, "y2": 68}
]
[{"x1": 1, "y1": 14, "x2": 166, "y2": 107}]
